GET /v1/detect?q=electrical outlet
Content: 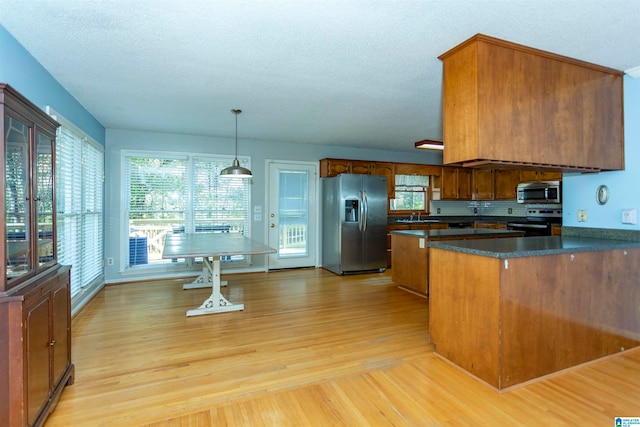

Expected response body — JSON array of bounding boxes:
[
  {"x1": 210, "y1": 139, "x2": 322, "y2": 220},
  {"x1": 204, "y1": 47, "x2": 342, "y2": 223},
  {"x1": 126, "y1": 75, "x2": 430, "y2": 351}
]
[
  {"x1": 107, "y1": 257, "x2": 114, "y2": 266},
  {"x1": 577, "y1": 210, "x2": 588, "y2": 222}
]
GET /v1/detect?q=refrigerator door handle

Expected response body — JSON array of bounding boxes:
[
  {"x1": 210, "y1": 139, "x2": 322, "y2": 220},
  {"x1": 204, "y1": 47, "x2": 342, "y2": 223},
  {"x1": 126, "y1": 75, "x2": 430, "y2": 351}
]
[
  {"x1": 358, "y1": 191, "x2": 364, "y2": 232},
  {"x1": 362, "y1": 190, "x2": 368, "y2": 231}
]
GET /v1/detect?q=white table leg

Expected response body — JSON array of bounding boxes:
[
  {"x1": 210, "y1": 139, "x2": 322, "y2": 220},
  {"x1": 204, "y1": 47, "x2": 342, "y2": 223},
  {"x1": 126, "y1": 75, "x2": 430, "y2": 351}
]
[
  {"x1": 186, "y1": 256, "x2": 243, "y2": 316},
  {"x1": 183, "y1": 258, "x2": 227, "y2": 289}
]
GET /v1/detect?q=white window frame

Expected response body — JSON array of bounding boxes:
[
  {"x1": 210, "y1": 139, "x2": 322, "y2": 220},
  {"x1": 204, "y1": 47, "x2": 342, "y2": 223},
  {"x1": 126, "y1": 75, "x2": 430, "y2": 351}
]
[
  {"x1": 47, "y1": 107, "x2": 105, "y2": 312},
  {"x1": 121, "y1": 150, "x2": 252, "y2": 271}
]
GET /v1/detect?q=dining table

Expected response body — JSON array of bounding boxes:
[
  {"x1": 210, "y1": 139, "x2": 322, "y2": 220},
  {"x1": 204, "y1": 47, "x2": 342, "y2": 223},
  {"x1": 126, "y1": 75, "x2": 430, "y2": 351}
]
[{"x1": 162, "y1": 232, "x2": 276, "y2": 316}]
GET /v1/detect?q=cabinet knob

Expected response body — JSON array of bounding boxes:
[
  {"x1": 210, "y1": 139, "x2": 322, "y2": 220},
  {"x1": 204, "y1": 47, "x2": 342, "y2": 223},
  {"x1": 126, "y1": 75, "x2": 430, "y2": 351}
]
[{"x1": 49, "y1": 339, "x2": 56, "y2": 346}]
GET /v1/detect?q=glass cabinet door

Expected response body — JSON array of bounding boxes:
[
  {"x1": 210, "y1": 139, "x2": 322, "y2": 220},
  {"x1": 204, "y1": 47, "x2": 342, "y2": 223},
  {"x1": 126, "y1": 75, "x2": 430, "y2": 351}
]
[
  {"x1": 36, "y1": 131, "x2": 55, "y2": 269},
  {"x1": 5, "y1": 114, "x2": 32, "y2": 280}
]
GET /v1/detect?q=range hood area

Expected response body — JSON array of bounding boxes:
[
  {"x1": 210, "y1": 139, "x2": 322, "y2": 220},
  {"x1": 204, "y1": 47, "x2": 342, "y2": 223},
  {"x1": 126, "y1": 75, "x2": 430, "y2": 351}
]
[{"x1": 438, "y1": 34, "x2": 624, "y2": 173}]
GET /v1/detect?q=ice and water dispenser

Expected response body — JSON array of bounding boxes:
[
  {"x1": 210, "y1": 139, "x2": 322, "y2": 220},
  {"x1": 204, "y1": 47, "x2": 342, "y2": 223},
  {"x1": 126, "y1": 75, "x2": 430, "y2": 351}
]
[{"x1": 345, "y1": 200, "x2": 359, "y2": 222}]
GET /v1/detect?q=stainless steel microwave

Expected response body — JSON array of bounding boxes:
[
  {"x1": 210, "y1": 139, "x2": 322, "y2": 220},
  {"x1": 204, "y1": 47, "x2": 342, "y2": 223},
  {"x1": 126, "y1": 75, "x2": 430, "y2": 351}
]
[{"x1": 517, "y1": 181, "x2": 561, "y2": 204}]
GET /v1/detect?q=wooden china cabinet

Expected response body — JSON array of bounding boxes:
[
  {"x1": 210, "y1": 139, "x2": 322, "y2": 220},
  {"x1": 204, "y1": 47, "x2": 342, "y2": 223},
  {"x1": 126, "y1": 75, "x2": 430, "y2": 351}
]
[{"x1": 0, "y1": 84, "x2": 74, "y2": 427}]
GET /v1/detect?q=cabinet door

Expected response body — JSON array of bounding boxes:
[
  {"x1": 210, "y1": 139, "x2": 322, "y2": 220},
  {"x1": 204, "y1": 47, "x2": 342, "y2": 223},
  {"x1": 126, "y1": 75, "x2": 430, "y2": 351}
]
[
  {"x1": 494, "y1": 169, "x2": 519, "y2": 199},
  {"x1": 440, "y1": 167, "x2": 458, "y2": 199},
  {"x1": 26, "y1": 295, "x2": 52, "y2": 426},
  {"x1": 372, "y1": 162, "x2": 395, "y2": 200},
  {"x1": 519, "y1": 170, "x2": 562, "y2": 182},
  {"x1": 472, "y1": 170, "x2": 494, "y2": 200},
  {"x1": 5, "y1": 114, "x2": 33, "y2": 283},
  {"x1": 429, "y1": 223, "x2": 449, "y2": 230},
  {"x1": 36, "y1": 131, "x2": 56, "y2": 270},
  {"x1": 457, "y1": 168, "x2": 472, "y2": 199},
  {"x1": 52, "y1": 281, "x2": 71, "y2": 386},
  {"x1": 350, "y1": 161, "x2": 372, "y2": 175},
  {"x1": 319, "y1": 159, "x2": 350, "y2": 177}
]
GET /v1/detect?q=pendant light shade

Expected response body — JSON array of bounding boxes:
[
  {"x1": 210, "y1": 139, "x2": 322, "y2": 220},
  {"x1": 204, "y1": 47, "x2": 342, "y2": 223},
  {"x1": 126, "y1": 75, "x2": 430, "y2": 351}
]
[{"x1": 220, "y1": 109, "x2": 252, "y2": 178}]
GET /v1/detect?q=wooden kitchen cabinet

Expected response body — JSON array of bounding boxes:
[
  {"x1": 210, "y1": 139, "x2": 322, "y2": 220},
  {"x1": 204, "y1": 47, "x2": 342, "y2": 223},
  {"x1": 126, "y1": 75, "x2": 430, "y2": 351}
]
[
  {"x1": 386, "y1": 224, "x2": 410, "y2": 268},
  {"x1": 440, "y1": 167, "x2": 472, "y2": 200},
  {"x1": 439, "y1": 34, "x2": 624, "y2": 172},
  {"x1": 474, "y1": 221, "x2": 507, "y2": 230},
  {"x1": 1, "y1": 84, "x2": 73, "y2": 426},
  {"x1": 372, "y1": 162, "x2": 395, "y2": 201},
  {"x1": 387, "y1": 222, "x2": 448, "y2": 269},
  {"x1": 319, "y1": 158, "x2": 374, "y2": 177},
  {"x1": 494, "y1": 169, "x2": 520, "y2": 199},
  {"x1": 430, "y1": 247, "x2": 640, "y2": 389},
  {"x1": 472, "y1": 169, "x2": 494, "y2": 200},
  {"x1": 394, "y1": 163, "x2": 441, "y2": 177},
  {"x1": 519, "y1": 170, "x2": 562, "y2": 183}
]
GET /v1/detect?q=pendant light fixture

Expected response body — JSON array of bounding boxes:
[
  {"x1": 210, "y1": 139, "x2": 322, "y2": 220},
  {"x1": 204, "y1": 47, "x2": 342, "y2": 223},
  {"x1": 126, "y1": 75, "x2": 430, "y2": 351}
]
[{"x1": 220, "y1": 109, "x2": 253, "y2": 178}]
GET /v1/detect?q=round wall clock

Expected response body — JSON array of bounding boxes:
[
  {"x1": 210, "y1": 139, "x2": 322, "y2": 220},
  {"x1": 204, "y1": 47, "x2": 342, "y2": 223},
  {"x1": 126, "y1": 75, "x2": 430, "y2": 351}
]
[{"x1": 596, "y1": 185, "x2": 609, "y2": 205}]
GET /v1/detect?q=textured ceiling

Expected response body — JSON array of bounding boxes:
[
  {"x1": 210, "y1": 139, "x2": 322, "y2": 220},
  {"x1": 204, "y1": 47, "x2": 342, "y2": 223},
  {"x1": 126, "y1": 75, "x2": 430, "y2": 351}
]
[{"x1": 1, "y1": 0, "x2": 639, "y2": 152}]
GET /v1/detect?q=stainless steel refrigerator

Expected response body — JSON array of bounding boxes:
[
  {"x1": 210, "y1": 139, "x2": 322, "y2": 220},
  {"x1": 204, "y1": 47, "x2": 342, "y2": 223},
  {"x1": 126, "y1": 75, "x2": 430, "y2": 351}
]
[{"x1": 321, "y1": 174, "x2": 388, "y2": 275}]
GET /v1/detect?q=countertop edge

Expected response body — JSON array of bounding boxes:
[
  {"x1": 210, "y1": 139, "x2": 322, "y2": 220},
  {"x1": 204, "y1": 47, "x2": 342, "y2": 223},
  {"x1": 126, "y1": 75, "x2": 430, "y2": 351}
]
[{"x1": 427, "y1": 236, "x2": 640, "y2": 259}]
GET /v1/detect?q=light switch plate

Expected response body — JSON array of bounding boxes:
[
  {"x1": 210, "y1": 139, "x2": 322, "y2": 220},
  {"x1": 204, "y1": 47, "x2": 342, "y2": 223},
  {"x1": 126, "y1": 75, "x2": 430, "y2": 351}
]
[{"x1": 622, "y1": 209, "x2": 637, "y2": 224}]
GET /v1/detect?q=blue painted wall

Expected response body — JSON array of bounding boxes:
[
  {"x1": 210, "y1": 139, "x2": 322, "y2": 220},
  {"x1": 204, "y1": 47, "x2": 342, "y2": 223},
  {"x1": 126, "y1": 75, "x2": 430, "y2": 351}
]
[
  {"x1": 562, "y1": 75, "x2": 640, "y2": 231},
  {"x1": 0, "y1": 25, "x2": 105, "y2": 145}
]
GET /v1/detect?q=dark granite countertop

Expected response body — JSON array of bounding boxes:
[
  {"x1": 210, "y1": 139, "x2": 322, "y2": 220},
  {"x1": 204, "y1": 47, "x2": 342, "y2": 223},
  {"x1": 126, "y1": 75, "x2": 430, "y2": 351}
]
[
  {"x1": 427, "y1": 235, "x2": 640, "y2": 259},
  {"x1": 388, "y1": 215, "x2": 529, "y2": 225},
  {"x1": 390, "y1": 228, "x2": 524, "y2": 239}
]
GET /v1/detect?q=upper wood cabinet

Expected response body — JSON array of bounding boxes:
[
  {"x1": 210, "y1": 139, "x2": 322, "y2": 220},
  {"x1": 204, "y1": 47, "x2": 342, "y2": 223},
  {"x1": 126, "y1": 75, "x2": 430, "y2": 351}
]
[
  {"x1": 319, "y1": 158, "x2": 375, "y2": 177},
  {"x1": 472, "y1": 169, "x2": 494, "y2": 200},
  {"x1": 519, "y1": 170, "x2": 562, "y2": 183},
  {"x1": 394, "y1": 163, "x2": 442, "y2": 177},
  {"x1": 494, "y1": 169, "x2": 520, "y2": 200},
  {"x1": 371, "y1": 162, "x2": 395, "y2": 200},
  {"x1": 439, "y1": 34, "x2": 624, "y2": 172},
  {"x1": 440, "y1": 167, "x2": 471, "y2": 200}
]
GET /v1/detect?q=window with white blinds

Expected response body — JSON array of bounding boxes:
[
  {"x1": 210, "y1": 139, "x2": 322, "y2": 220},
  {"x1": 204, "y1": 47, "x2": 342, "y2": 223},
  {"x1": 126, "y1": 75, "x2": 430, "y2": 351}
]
[
  {"x1": 52, "y1": 111, "x2": 104, "y2": 302},
  {"x1": 124, "y1": 152, "x2": 250, "y2": 266}
]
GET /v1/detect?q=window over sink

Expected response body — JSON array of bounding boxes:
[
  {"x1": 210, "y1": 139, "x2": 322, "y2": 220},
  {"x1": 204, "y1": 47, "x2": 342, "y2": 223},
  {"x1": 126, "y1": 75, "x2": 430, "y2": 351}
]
[{"x1": 390, "y1": 174, "x2": 430, "y2": 212}]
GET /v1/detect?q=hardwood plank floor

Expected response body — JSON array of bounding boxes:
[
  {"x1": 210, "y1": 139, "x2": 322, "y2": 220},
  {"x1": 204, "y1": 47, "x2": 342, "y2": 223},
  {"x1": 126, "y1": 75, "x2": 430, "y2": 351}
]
[{"x1": 46, "y1": 268, "x2": 639, "y2": 426}]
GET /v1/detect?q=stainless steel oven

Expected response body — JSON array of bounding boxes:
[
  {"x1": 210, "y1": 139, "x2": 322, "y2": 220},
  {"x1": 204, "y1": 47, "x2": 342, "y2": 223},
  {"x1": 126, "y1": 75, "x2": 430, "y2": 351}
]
[
  {"x1": 507, "y1": 221, "x2": 552, "y2": 236},
  {"x1": 507, "y1": 207, "x2": 562, "y2": 236}
]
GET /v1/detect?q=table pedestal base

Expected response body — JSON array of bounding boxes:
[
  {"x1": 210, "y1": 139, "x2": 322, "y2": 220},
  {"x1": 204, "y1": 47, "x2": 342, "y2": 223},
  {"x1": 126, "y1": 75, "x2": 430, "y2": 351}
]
[{"x1": 185, "y1": 257, "x2": 242, "y2": 317}]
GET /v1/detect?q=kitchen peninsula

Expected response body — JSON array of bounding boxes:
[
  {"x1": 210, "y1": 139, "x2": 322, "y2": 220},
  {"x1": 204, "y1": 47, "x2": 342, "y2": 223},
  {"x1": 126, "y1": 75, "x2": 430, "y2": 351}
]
[
  {"x1": 390, "y1": 228, "x2": 524, "y2": 295},
  {"x1": 428, "y1": 235, "x2": 640, "y2": 390}
]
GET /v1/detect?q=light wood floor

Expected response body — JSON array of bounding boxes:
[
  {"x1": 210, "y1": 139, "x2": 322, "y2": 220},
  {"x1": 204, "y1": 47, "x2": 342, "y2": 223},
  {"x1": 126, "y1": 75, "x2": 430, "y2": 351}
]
[{"x1": 46, "y1": 268, "x2": 639, "y2": 426}]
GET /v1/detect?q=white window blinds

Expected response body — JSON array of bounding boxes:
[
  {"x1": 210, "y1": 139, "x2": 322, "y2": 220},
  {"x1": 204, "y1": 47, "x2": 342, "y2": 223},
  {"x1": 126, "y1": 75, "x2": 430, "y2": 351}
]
[
  {"x1": 124, "y1": 152, "x2": 250, "y2": 266},
  {"x1": 53, "y1": 111, "x2": 104, "y2": 301}
]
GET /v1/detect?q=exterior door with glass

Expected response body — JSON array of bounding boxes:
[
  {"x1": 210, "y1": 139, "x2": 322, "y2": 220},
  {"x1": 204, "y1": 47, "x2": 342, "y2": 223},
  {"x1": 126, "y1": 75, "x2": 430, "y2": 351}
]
[{"x1": 266, "y1": 161, "x2": 318, "y2": 269}]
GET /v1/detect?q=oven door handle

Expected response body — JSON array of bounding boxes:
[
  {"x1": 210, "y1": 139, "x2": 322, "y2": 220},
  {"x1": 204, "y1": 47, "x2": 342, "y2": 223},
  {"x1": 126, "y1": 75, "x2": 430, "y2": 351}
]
[{"x1": 508, "y1": 223, "x2": 548, "y2": 229}]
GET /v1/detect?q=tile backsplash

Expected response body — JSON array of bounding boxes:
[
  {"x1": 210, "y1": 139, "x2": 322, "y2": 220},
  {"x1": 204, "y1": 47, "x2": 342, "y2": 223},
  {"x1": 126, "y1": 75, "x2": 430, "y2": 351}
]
[{"x1": 430, "y1": 200, "x2": 530, "y2": 217}]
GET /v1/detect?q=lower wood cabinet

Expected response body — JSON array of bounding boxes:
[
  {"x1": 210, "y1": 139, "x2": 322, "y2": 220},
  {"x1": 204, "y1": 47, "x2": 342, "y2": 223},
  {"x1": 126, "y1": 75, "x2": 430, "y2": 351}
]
[
  {"x1": 1, "y1": 265, "x2": 74, "y2": 427},
  {"x1": 473, "y1": 221, "x2": 507, "y2": 230}
]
